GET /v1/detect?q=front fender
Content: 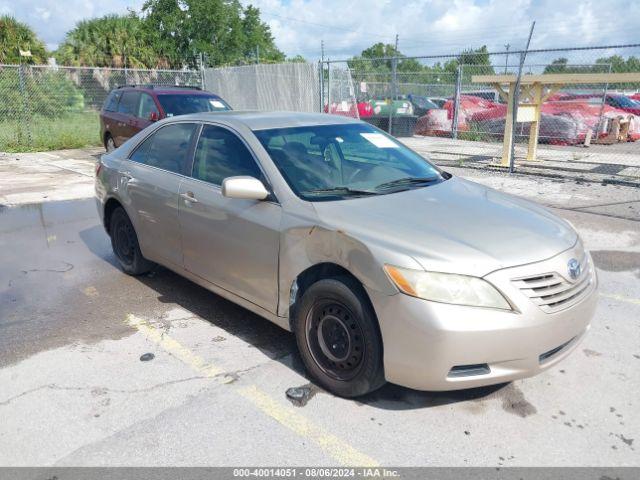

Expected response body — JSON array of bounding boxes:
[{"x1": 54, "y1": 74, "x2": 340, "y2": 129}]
[{"x1": 277, "y1": 221, "x2": 423, "y2": 318}]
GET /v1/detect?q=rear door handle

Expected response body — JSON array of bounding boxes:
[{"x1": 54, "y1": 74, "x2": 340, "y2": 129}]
[
  {"x1": 122, "y1": 171, "x2": 133, "y2": 180},
  {"x1": 180, "y1": 191, "x2": 198, "y2": 203}
]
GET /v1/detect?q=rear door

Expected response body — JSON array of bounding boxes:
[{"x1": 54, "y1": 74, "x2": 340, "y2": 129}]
[
  {"x1": 178, "y1": 123, "x2": 281, "y2": 313},
  {"x1": 124, "y1": 122, "x2": 199, "y2": 267},
  {"x1": 115, "y1": 90, "x2": 141, "y2": 145}
]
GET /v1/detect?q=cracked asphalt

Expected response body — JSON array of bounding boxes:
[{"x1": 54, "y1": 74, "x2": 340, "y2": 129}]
[{"x1": 0, "y1": 149, "x2": 639, "y2": 466}]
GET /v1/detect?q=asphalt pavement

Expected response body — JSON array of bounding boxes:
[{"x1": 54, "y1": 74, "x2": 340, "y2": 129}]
[{"x1": 0, "y1": 150, "x2": 639, "y2": 466}]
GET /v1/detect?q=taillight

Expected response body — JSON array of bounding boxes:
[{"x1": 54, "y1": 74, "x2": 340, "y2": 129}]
[{"x1": 95, "y1": 162, "x2": 103, "y2": 177}]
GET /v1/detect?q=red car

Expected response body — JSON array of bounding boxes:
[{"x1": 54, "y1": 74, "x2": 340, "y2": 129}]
[
  {"x1": 554, "y1": 93, "x2": 640, "y2": 116},
  {"x1": 100, "y1": 85, "x2": 231, "y2": 151}
]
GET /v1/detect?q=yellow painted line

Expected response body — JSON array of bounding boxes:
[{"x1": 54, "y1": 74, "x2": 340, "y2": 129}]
[
  {"x1": 600, "y1": 293, "x2": 640, "y2": 306},
  {"x1": 126, "y1": 313, "x2": 378, "y2": 466},
  {"x1": 126, "y1": 314, "x2": 222, "y2": 378},
  {"x1": 238, "y1": 385, "x2": 379, "y2": 467}
]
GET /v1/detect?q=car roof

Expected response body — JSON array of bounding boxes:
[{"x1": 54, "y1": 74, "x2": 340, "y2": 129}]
[
  {"x1": 116, "y1": 86, "x2": 220, "y2": 96},
  {"x1": 164, "y1": 111, "x2": 362, "y2": 130}
]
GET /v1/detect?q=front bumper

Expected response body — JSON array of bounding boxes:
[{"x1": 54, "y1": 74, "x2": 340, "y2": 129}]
[{"x1": 368, "y1": 248, "x2": 598, "y2": 391}]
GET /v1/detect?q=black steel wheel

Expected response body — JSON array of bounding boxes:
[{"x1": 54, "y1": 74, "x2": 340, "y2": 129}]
[
  {"x1": 305, "y1": 300, "x2": 365, "y2": 381},
  {"x1": 109, "y1": 207, "x2": 153, "y2": 275},
  {"x1": 294, "y1": 276, "x2": 385, "y2": 397},
  {"x1": 105, "y1": 135, "x2": 116, "y2": 152}
]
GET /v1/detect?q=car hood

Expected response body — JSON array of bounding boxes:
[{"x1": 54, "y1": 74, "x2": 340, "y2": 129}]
[{"x1": 311, "y1": 177, "x2": 577, "y2": 277}]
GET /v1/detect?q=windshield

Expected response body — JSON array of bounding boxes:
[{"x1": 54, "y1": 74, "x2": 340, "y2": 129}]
[
  {"x1": 254, "y1": 123, "x2": 445, "y2": 201},
  {"x1": 156, "y1": 94, "x2": 231, "y2": 116}
]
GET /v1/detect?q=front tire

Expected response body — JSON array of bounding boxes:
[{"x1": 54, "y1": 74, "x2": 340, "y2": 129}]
[
  {"x1": 294, "y1": 277, "x2": 386, "y2": 397},
  {"x1": 109, "y1": 207, "x2": 153, "y2": 275}
]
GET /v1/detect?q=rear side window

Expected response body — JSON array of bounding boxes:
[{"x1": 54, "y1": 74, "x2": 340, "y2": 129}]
[
  {"x1": 138, "y1": 93, "x2": 159, "y2": 119},
  {"x1": 192, "y1": 125, "x2": 262, "y2": 185},
  {"x1": 129, "y1": 123, "x2": 198, "y2": 175},
  {"x1": 104, "y1": 90, "x2": 122, "y2": 112},
  {"x1": 118, "y1": 91, "x2": 140, "y2": 115}
]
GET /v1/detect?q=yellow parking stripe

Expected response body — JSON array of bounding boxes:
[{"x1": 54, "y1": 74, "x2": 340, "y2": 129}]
[
  {"x1": 600, "y1": 293, "x2": 640, "y2": 306},
  {"x1": 126, "y1": 314, "x2": 222, "y2": 378},
  {"x1": 238, "y1": 385, "x2": 379, "y2": 467},
  {"x1": 126, "y1": 313, "x2": 378, "y2": 467}
]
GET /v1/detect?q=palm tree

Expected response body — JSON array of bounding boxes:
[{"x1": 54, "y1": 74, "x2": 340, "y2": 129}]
[{"x1": 0, "y1": 15, "x2": 47, "y2": 64}]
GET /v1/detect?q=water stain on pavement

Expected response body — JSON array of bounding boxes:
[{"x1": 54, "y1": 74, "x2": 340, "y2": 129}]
[
  {"x1": 496, "y1": 383, "x2": 537, "y2": 418},
  {"x1": 590, "y1": 250, "x2": 640, "y2": 276}
]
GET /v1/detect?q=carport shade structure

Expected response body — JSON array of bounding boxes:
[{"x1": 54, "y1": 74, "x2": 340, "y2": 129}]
[{"x1": 471, "y1": 72, "x2": 640, "y2": 166}]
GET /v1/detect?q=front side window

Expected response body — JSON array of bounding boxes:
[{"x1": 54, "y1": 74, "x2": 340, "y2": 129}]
[
  {"x1": 253, "y1": 123, "x2": 444, "y2": 201},
  {"x1": 118, "y1": 91, "x2": 140, "y2": 115},
  {"x1": 138, "y1": 93, "x2": 159, "y2": 119},
  {"x1": 129, "y1": 123, "x2": 197, "y2": 175},
  {"x1": 192, "y1": 125, "x2": 262, "y2": 185},
  {"x1": 156, "y1": 94, "x2": 231, "y2": 117}
]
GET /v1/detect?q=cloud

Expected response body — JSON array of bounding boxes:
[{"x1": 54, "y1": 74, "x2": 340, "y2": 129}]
[
  {"x1": 3, "y1": 0, "x2": 639, "y2": 65},
  {"x1": 247, "y1": 0, "x2": 640, "y2": 62},
  {"x1": 1, "y1": 0, "x2": 144, "y2": 50}
]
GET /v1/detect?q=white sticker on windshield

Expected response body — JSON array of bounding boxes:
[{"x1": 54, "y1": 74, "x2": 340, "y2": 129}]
[
  {"x1": 210, "y1": 100, "x2": 226, "y2": 109},
  {"x1": 360, "y1": 133, "x2": 399, "y2": 148}
]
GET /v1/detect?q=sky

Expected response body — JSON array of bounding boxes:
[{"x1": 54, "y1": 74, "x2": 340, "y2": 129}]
[{"x1": 3, "y1": 0, "x2": 639, "y2": 61}]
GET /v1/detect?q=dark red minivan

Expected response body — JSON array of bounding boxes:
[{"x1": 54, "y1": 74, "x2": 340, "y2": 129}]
[{"x1": 100, "y1": 85, "x2": 232, "y2": 151}]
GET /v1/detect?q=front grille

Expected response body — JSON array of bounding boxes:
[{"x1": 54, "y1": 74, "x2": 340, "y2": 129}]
[{"x1": 512, "y1": 256, "x2": 594, "y2": 313}]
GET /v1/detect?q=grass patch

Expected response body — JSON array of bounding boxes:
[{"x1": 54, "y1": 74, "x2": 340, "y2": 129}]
[{"x1": 0, "y1": 111, "x2": 102, "y2": 152}]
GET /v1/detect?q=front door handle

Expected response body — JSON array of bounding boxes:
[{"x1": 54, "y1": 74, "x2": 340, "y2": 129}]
[{"x1": 180, "y1": 191, "x2": 198, "y2": 203}]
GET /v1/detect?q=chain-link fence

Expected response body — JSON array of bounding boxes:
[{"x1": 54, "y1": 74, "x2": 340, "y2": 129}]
[
  {"x1": 203, "y1": 63, "x2": 320, "y2": 112},
  {"x1": 0, "y1": 64, "x2": 202, "y2": 151},
  {"x1": 2, "y1": 45, "x2": 640, "y2": 182},
  {"x1": 322, "y1": 44, "x2": 640, "y2": 182}
]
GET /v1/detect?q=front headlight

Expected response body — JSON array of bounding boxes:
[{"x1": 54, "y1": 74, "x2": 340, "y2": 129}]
[{"x1": 384, "y1": 265, "x2": 512, "y2": 310}]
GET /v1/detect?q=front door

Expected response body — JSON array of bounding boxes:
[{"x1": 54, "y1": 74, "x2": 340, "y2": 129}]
[
  {"x1": 179, "y1": 124, "x2": 281, "y2": 313},
  {"x1": 124, "y1": 122, "x2": 198, "y2": 266}
]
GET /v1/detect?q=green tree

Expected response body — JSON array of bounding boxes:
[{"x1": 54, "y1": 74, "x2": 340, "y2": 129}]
[
  {"x1": 55, "y1": 14, "x2": 162, "y2": 68},
  {"x1": 285, "y1": 55, "x2": 307, "y2": 63},
  {"x1": 444, "y1": 46, "x2": 495, "y2": 79},
  {"x1": 141, "y1": 0, "x2": 284, "y2": 68},
  {"x1": 0, "y1": 15, "x2": 47, "y2": 64}
]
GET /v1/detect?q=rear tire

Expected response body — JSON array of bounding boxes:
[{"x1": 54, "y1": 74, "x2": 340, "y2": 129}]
[
  {"x1": 294, "y1": 276, "x2": 386, "y2": 398},
  {"x1": 109, "y1": 207, "x2": 153, "y2": 275}
]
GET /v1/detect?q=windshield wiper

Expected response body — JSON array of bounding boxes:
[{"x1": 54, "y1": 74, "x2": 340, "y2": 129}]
[
  {"x1": 304, "y1": 186, "x2": 380, "y2": 197},
  {"x1": 374, "y1": 176, "x2": 441, "y2": 191}
]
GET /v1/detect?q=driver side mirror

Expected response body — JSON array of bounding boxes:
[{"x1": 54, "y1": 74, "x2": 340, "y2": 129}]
[
  {"x1": 149, "y1": 111, "x2": 159, "y2": 122},
  {"x1": 222, "y1": 176, "x2": 269, "y2": 201}
]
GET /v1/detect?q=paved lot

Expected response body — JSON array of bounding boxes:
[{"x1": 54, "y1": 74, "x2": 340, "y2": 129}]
[
  {"x1": 404, "y1": 136, "x2": 640, "y2": 185},
  {"x1": 0, "y1": 149, "x2": 639, "y2": 466}
]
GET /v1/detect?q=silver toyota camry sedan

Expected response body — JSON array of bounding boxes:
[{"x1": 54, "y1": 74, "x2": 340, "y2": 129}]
[{"x1": 95, "y1": 111, "x2": 598, "y2": 397}]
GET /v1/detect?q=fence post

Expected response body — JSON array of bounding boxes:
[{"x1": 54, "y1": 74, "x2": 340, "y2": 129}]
[
  {"x1": 452, "y1": 64, "x2": 462, "y2": 139},
  {"x1": 319, "y1": 61, "x2": 325, "y2": 113},
  {"x1": 199, "y1": 52, "x2": 206, "y2": 89},
  {"x1": 596, "y1": 63, "x2": 612, "y2": 138},
  {"x1": 388, "y1": 55, "x2": 398, "y2": 134},
  {"x1": 18, "y1": 64, "x2": 33, "y2": 147},
  {"x1": 326, "y1": 61, "x2": 331, "y2": 111},
  {"x1": 508, "y1": 51, "x2": 527, "y2": 172}
]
